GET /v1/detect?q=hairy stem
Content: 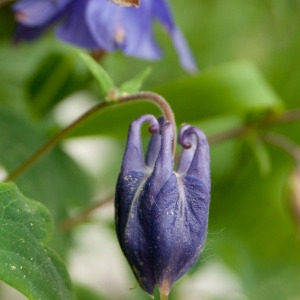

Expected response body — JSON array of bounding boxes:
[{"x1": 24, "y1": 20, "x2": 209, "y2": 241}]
[
  {"x1": 117, "y1": 91, "x2": 176, "y2": 150},
  {"x1": 4, "y1": 101, "x2": 107, "y2": 182},
  {"x1": 3, "y1": 91, "x2": 175, "y2": 182}
]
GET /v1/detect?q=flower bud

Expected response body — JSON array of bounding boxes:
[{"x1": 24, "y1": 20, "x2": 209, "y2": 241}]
[{"x1": 115, "y1": 115, "x2": 211, "y2": 298}]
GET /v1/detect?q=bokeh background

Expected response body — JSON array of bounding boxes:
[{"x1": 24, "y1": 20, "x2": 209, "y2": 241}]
[{"x1": 1, "y1": 0, "x2": 300, "y2": 299}]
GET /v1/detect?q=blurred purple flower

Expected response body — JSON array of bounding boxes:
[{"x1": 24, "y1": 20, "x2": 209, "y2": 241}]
[
  {"x1": 115, "y1": 115, "x2": 210, "y2": 297},
  {"x1": 13, "y1": 0, "x2": 197, "y2": 72}
]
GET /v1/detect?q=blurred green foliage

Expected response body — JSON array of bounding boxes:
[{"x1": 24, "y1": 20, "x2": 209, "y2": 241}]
[{"x1": 1, "y1": 0, "x2": 300, "y2": 299}]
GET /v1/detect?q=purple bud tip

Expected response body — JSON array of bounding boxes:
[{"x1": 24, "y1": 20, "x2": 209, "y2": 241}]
[{"x1": 148, "y1": 124, "x2": 159, "y2": 134}]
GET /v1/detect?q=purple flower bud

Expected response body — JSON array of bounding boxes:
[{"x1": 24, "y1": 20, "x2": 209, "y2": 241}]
[
  {"x1": 12, "y1": 0, "x2": 197, "y2": 72},
  {"x1": 115, "y1": 115, "x2": 210, "y2": 297}
]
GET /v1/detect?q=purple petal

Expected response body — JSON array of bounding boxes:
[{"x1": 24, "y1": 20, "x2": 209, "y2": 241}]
[
  {"x1": 56, "y1": 0, "x2": 98, "y2": 49},
  {"x1": 145, "y1": 117, "x2": 165, "y2": 168},
  {"x1": 146, "y1": 172, "x2": 210, "y2": 293},
  {"x1": 115, "y1": 171, "x2": 156, "y2": 295},
  {"x1": 153, "y1": 0, "x2": 198, "y2": 72},
  {"x1": 13, "y1": 24, "x2": 49, "y2": 42},
  {"x1": 13, "y1": 9, "x2": 65, "y2": 43},
  {"x1": 152, "y1": 0, "x2": 175, "y2": 31},
  {"x1": 120, "y1": 2, "x2": 162, "y2": 59},
  {"x1": 177, "y1": 124, "x2": 196, "y2": 174},
  {"x1": 121, "y1": 114, "x2": 160, "y2": 174},
  {"x1": 87, "y1": 0, "x2": 161, "y2": 58},
  {"x1": 170, "y1": 27, "x2": 198, "y2": 73},
  {"x1": 180, "y1": 127, "x2": 211, "y2": 190},
  {"x1": 147, "y1": 121, "x2": 174, "y2": 198},
  {"x1": 13, "y1": 0, "x2": 71, "y2": 26},
  {"x1": 86, "y1": 0, "x2": 119, "y2": 51}
]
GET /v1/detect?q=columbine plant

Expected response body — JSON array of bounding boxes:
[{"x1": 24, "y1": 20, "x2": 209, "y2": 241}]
[
  {"x1": 12, "y1": 0, "x2": 197, "y2": 72},
  {"x1": 115, "y1": 114, "x2": 211, "y2": 299}
]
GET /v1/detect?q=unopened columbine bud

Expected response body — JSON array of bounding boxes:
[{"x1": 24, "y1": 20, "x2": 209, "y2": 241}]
[{"x1": 115, "y1": 115, "x2": 211, "y2": 298}]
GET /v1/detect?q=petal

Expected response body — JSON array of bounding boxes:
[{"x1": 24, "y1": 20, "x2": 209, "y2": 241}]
[
  {"x1": 145, "y1": 116, "x2": 165, "y2": 168},
  {"x1": 115, "y1": 172, "x2": 156, "y2": 295},
  {"x1": 121, "y1": 114, "x2": 160, "y2": 174},
  {"x1": 121, "y1": 2, "x2": 162, "y2": 59},
  {"x1": 169, "y1": 27, "x2": 198, "y2": 73},
  {"x1": 177, "y1": 124, "x2": 195, "y2": 174},
  {"x1": 152, "y1": 0, "x2": 175, "y2": 31},
  {"x1": 13, "y1": 23, "x2": 49, "y2": 42},
  {"x1": 13, "y1": 10, "x2": 64, "y2": 43},
  {"x1": 153, "y1": 0, "x2": 198, "y2": 72},
  {"x1": 56, "y1": 0, "x2": 98, "y2": 49},
  {"x1": 86, "y1": 0, "x2": 119, "y2": 51},
  {"x1": 149, "y1": 172, "x2": 210, "y2": 294},
  {"x1": 179, "y1": 126, "x2": 211, "y2": 190},
  {"x1": 13, "y1": 0, "x2": 71, "y2": 26},
  {"x1": 115, "y1": 114, "x2": 161, "y2": 296},
  {"x1": 148, "y1": 121, "x2": 174, "y2": 199},
  {"x1": 138, "y1": 121, "x2": 174, "y2": 230},
  {"x1": 86, "y1": 0, "x2": 162, "y2": 58}
]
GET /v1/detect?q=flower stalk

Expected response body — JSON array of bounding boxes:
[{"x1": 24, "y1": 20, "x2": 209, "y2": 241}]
[{"x1": 3, "y1": 91, "x2": 174, "y2": 182}]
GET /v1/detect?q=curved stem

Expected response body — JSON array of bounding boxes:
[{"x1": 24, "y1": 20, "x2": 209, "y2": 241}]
[
  {"x1": 117, "y1": 91, "x2": 176, "y2": 151},
  {"x1": 60, "y1": 195, "x2": 113, "y2": 231},
  {"x1": 4, "y1": 101, "x2": 107, "y2": 182},
  {"x1": 207, "y1": 109, "x2": 300, "y2": 146},
  {"x1": 270, "y1": 109, "x2": 300, "y2": 125},
  {"x1": 207, "y1": 125, "x2": 248, "y2": 145},
  {"x1": 3, "y1": 91, "x2": 175, "y2": 182},
  {"x1": 261, "y1": 132, "x2": 300, "y2": 167}
]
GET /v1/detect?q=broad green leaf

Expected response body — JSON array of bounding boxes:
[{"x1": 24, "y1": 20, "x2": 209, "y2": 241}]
[
  {"x1": 153, "y1": 61, "x2": 284, "y2": 122},
  {"x1": 0, "y1": 182, "x2": 75, "y2": 300},
  {"x1": 67, "y1": 61, "x2": 284, "y2": 139},
  {"x1": 0, "y1": 38, "x2": 72, "y2": 111},
  {"x1": 75, "y1": 284, "x2": 110, "y2": 300},
  {"x1": 119, "y1": 67, "x2": 152, "y2": 94},
  {"x1": 77, "y1": 50, "x2": 114, "y2": 95},
  {"x1": 26, "y1": 51, "x2": 91, "y2": 117},
  {"x1": 0, "y1": 107, "x2": 92, "y2": 254},
  {"x1": 208, "y1": 146, "x2": 300, "y2": 299}
]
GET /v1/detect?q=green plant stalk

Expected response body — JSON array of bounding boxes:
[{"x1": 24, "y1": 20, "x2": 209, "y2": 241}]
[{"x1": 3, "y1": 91, "x2": 175, "y2": 182}]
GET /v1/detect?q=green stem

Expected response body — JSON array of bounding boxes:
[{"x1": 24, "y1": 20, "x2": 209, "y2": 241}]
[
  {"x1": 160, "y1": 294, "x2": 168, "y2": 300},
  {"x1": 3, "y1": 91, "x2": 175, "y2": 182},
  {"x1": 261, "y1": 132, "x2": 300, "y2": 167},
  {"x1": 4, "y1": 101, "x2": 107, "y2": 182},
  {"x1": 60, "y1": 195, "x2": 113, "y2": 231},
  {"x1": 117, "y1": 91, "x2": 177, "y2": 153}
]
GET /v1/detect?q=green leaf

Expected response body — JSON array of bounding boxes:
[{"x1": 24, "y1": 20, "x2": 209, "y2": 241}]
[
  {"x1": 0, "y1": 107, "x2": 92, "y2": 255},
  {"x1": 119, "y1": 67, "x2": 152, "y2": 94},
  {"x1": 67, "y1": 61, "x2": 284, "y2": 139},
  {"x1": 247, "y1": 134, "x2": 272, "y2": 175},
  {"x1": 75, "y1": 284, "x2": 110, "y2": 300},
  {"x1": 77, "y1": 50, "x2": 114, "y2": 95},
  {"x1": 208, "y1": 146, "x2": 300, "y2": 299},
  {"x1": 153, "y1": 61, "x2": 284, "y2": 122},
  {"x1": 0, "y1": 182, "x2": 75, "y2": 300},
  {"x1": 26, "y1": 51, "x2": 91, "y2": 117}
]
